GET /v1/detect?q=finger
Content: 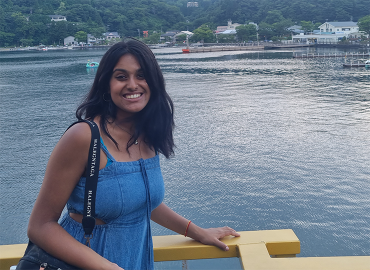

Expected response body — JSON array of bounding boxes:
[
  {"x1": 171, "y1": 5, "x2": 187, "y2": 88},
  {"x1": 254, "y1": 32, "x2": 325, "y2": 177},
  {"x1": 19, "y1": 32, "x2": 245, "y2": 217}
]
[
  {"x1": 214, "y1": 238, "x2": 230, "y2": 251},
  {"x1": 220, "y1": 227, "x2": 241, "y2": 237},
  {"x1": 230, "y1": 230, "x2": 241, "y2": 237}
]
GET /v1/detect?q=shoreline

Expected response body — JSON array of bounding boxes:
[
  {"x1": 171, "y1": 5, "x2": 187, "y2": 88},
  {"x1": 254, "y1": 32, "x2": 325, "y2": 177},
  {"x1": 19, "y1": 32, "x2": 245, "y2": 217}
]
[
  {"x1": 1, "y1": 43, "x2": 368, "y2": 54},
  {"x1": 0, "y1": 45, "x2": 112, "y2": 52}
]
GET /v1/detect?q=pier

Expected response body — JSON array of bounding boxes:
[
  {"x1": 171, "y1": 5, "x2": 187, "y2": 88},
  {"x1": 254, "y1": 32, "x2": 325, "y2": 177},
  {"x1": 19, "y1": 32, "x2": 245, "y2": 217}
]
[
  {"x1": 293, "y1": 52, "x2": 370, "y2": 59},
  {"x1": 185, "y1": 45, "x2": 264, "y2": 53},
  {"x1": 1, "y1": 229, "x2": 370, "y2": 270},
  {"x1": 264, "y1": 44, "x2": 314, "y2": 50},
  {"x1": 184, "y1": 43, "x2": 319, "y2": 53}
]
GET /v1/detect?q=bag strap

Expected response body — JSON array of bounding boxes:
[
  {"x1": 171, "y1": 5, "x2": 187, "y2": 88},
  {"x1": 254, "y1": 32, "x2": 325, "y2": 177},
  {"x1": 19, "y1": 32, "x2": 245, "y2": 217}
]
[{"x1": 66, "y1": 120, "x2": 100, "y2": 247}]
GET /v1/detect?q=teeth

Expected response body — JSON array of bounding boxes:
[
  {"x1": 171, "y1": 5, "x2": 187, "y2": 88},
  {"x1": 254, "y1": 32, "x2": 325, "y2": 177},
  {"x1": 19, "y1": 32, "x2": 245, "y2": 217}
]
[{"x1": 126, "y1": 94, "x2": 141, "y2": 99}]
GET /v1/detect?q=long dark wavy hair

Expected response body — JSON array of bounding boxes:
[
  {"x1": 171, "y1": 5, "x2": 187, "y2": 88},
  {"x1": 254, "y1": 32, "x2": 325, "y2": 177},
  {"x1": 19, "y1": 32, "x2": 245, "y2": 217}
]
[{"x1": 76, "y1": 39, "x2": 175, "y2": 158}]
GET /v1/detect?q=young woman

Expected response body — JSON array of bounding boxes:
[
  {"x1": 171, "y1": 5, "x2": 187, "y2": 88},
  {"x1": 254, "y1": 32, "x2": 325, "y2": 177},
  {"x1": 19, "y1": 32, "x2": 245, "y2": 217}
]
[{"x1": 23, "y1": 39, "x2": 240, "y2": 270}]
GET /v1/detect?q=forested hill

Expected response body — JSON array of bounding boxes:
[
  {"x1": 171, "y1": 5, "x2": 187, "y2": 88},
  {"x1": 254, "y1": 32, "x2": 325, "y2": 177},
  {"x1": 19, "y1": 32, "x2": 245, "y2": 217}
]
[
  {"x1": 0, "y1": 0, "x2": 369, "y2": 47},
  {"x1": 167, "y1": 0, "x2": 369, "y2": 27}
]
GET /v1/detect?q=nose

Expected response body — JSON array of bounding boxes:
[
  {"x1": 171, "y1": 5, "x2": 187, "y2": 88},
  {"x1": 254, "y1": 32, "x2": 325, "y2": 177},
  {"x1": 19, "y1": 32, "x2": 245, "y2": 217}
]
[{"x1": 127, "y1": 76, "x2": 138, "y2": 91}]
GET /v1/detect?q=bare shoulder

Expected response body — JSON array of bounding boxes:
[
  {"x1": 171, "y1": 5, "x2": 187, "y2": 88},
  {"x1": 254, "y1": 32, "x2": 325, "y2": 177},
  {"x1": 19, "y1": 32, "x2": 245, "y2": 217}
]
[
  {"x1": 61, "y1": 121, "x2": 93, "y2": 146},
  {"x1": 47, "y1": 122, "x2": 93, "y2": 171}
]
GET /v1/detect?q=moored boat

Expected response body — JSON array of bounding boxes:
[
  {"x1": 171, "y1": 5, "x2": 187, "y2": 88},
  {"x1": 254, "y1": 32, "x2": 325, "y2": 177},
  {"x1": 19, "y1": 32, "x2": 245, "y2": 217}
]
[
  {"x1": 365, "y1": 60, "x2": 370, "y2": 69},
  {"x1": 86, "y1": 60, "x2": 99, "y2": 68},
  {"x1": 343, "y1": 63, "x2": 366, "y2": 67},
  {"x1": 343, "y1": 59, "x2": 369, "y2": 68},
  {"x1": 182, "y1": 35, "x2": 190, "y2": 53}
]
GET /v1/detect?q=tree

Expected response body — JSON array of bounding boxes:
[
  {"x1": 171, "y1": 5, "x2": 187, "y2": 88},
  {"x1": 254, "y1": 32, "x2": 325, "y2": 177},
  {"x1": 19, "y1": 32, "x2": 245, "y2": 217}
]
[
  {"x1": 258, "y1": 22, "x2": 273, "y2": 40},
  {"x1": 48, "y1": 21, "x2": 68, "y2": 45},
  {"x1": 190, "y1": 24, "x2": 215, "y2": 43},
  {"x1": 8, "y1": 12, "x2": 28, "y2": 46},
  {"x1": 358, "y1": 15, "x2": 370, "y2": 35},
  {"x1": 56, "y1": 2, "x2": 66, "y2": 15},
  {"x1": 143, "y1": 32, "x2": 161, "y2": 44},
  {"x1": 314, "y1": 22, "x2": 322, "y2": 30},
  {"x1": 236, "y1": 24, "x2": 257, "y2": 42},
  {"x1": 272, "y1": 19, "x2": 293, "y2": 37},
  {"x1": 0, "y1": 6, "x2": 5, "y2": 32},
  {"x1": 175, "y1": 33, "x2": 187, "y2": 42},
  {"x1": 300, "y1": 20, "x2": 314, "y2": 33},
  {"x1": 0, "y1": 31, "x2": 15, "y2": 47},
  {"x1": 74, "y1": 30, "x2": 87, "y2": 43},
  {"x1": 20, "y1": 38, "x2": 33, "y2": 46},
  {"x1": 217, "y1": 34, "x2": 236, "y2": 43},
  {"x1": 264, "y1": 10, "x2": 284, "y2": 24}
]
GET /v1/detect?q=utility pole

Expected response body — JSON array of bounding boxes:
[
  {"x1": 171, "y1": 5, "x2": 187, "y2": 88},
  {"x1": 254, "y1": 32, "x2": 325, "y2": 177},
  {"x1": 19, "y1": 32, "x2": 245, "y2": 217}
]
[{"x1": 137, "y1": 29, "x2": 140, "y2": 38}]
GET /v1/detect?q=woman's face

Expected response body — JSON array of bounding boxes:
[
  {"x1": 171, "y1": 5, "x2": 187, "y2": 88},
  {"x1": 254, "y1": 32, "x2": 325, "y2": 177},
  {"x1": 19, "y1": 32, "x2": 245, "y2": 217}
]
[{"x1": 109, "y1": 53, "x2": 151, "y2": 118}]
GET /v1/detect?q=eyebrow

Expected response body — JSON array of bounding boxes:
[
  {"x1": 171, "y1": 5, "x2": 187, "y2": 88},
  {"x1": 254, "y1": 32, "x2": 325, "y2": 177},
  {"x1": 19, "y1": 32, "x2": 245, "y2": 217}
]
[
  {"x1": 112, "y1": 68, "x2": 128, "y2": 73},
  {"x1": 112, "y1": 68, "x2": 143, "y2": 73}
]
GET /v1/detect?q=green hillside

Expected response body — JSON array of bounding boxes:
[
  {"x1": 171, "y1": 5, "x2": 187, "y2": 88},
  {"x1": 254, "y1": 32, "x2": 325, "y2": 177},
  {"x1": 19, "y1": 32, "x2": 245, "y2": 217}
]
[{"x1": 0, "y1": 0, "x2": 369, "y2": 46}]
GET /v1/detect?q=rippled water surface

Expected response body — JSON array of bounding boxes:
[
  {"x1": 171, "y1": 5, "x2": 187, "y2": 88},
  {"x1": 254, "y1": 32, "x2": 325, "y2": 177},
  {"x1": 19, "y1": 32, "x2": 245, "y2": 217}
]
[{"x1": 1, "y1": 47, "x2": 370, "y2": 269}]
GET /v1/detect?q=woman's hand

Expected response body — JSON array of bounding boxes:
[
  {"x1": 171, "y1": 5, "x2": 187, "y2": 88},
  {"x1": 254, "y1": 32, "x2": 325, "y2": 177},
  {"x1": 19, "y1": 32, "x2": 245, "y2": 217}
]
[
  {"x1": 192, "y1": 226, "x2": 241, "y2": 251},
  {"x1": 151, "y1": 204, "x2": 240, "y2": 251}
]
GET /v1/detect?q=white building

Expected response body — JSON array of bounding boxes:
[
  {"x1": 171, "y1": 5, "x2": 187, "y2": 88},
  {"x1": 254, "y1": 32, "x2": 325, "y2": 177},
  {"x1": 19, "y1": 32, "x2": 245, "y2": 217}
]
[
  {"x1": 87, "y1": 34, "x2": 106, "y2": 45},
  {"x1": 48, "y1": 15, "x2": 67, "y2": 22},
  {"x1": 288, "y1": 25, "x2": 304, "y2": 34},
  {"x1": 187, "y1": 2, "x2": 198, "y2": 7},
  {"x1": 318, "y1": 21, "x2": 358, "y2": 34},
  {"x1": 292, "y1": 21, "x2": 363, "y2": 44},
  {"x1": 87, "y1": 34, "x2": 97, "y2": 45},
  {"x1": 292, "y1": 33, "x2": 347, "y2": 43},
  {"x1": 64, "y1": 36, "x2": 76, "y2": 45},
  {"x1": 103, "y1": 32, "x2": 121, "y2": 40},
  {"x1": 175, "y1": 31, "x2": 193, "y2": 37},
  {"x1": 216, "y1": 20, "x2": 241, "y2": 33}
]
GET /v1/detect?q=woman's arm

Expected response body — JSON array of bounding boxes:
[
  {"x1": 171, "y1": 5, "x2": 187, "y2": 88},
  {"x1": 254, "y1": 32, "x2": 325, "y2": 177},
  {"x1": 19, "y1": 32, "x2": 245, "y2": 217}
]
[
  {"x1": 151, "y1": 203, "x2": 240, "y2": 251},
  {"x1": 27, "y1": 122, "x2": 122, "y2": 270}
]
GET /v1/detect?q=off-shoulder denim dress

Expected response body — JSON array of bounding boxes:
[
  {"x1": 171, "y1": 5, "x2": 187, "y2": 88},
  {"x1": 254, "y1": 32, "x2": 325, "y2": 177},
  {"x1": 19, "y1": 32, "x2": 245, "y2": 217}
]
[{"x1": 59, "y1": 141, "x2": 165, "y2": 270}]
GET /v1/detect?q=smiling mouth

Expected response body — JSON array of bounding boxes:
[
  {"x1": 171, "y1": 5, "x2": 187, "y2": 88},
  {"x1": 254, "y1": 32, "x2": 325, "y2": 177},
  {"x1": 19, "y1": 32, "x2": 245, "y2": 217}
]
[{"x1": 124, "y1": 93, "x2": 142, "y2": 99}]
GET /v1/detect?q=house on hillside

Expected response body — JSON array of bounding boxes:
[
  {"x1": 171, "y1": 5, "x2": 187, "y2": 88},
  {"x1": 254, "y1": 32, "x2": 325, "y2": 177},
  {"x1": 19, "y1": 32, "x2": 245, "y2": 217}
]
[
  {"x1": 174, "y1": 31, "x2": 194, "y2": 43},
  {"x1": 103, "y1": 32, "x2": 121, "y2": 40},
  {"x1": 216, "y1": 25, "x2": 228, "y2": 33},
  {"x1": 216, "y1": 20, "x2": 241, "y2": 33},
  {"x1": 48, "y1": 15, "x2": 67, "y2": 22},
  {"x1": 87, "y1": 34, "x2": 106, "y2": 45},
  {"x1": 64, "y1": 36, "x2": 76, "y2": 45},
  {"x1": 175, "y1": 31, "x2": 193, "y2": 37},
  {"x1": 287, "y1": 25, "x2": 304, "y2": 34},
  {"x1": 318, "y1": 21, "x2": 358, "y2": 34},
  {"x1": 160, "y1": 30, "x2": 181, "y2": 43}
]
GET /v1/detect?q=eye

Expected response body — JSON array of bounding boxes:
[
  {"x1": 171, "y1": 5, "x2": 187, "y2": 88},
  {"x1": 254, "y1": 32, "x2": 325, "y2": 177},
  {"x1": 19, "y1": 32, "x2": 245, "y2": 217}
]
[
  {"x1": 115, "y1": 74, "x2": 127, "y2": 80},
  {"x1": 137, "y1": 72, "x2": 145, "y2": 80}
]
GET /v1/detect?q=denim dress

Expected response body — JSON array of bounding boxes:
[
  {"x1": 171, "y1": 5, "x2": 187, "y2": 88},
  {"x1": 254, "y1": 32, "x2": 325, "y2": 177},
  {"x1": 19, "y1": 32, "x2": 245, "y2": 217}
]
[{"x1": 59, "y1": 141, "x2": 165, "y2": 270}]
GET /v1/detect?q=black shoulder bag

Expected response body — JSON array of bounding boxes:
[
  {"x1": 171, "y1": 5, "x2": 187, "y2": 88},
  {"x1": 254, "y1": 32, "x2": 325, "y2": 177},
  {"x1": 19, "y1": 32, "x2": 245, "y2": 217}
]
[{"x1": 16, "y1": 120, "x2": 100, "y2": 270}]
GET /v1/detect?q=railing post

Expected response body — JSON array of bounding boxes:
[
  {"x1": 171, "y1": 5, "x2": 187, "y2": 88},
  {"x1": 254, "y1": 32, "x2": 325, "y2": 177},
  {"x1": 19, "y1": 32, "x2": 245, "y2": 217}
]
[{"x1": 182, "y1": 260, "x2": 188, "y2": 270}]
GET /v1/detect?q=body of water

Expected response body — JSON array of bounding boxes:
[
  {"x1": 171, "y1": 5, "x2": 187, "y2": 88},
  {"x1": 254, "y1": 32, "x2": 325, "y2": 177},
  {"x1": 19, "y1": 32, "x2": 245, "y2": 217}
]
[{"x1": 1, "y1": 46, "x2": 370, "y2": 269}]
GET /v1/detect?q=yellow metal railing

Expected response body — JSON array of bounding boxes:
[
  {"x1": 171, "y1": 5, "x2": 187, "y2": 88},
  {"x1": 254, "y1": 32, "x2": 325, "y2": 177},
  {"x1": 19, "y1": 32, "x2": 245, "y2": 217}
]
[{"x1": 1, "y1": 229, "x2": 370, "y2": 270}]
